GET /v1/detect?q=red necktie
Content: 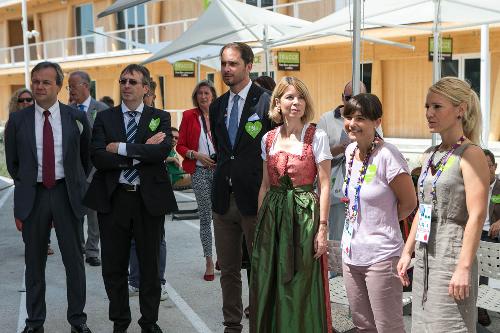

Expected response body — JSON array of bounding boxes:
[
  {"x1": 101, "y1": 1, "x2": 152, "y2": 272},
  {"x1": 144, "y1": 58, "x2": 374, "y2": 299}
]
[{"x1": 42, "y1": 110, "x2": 55, "y2": 188}]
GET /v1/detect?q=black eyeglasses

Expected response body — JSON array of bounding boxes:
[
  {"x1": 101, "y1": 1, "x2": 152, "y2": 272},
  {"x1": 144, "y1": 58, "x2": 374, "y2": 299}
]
[
  {"x1": 119, "y1": 78, "x2": 140, "y2": 86},
  {"x1": 18, "y1": 97, "x2": 33, "y2": 103}
]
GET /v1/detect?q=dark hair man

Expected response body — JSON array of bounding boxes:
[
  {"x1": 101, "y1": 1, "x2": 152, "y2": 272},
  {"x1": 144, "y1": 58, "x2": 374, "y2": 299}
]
[
  {"x1": 83, "y1": 64, "x2": 177, "y2": 333},
  {"x1": 209, "y1": 42, "x2": 274, "y2": 332},
  {"x1": 5, "y1": 61, "x2": 92, "y2": 333}
]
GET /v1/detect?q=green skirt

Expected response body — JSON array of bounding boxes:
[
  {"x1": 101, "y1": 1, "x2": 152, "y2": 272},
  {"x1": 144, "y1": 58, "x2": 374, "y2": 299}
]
[{"x1": 249, "y1": 176, "x2": 331, "y2": 333}]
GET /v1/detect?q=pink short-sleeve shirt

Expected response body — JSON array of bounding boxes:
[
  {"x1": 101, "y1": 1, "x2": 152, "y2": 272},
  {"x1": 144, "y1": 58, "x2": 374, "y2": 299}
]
[{"x1": 342, "y1": 141, "x2": 410, "y2": 266}]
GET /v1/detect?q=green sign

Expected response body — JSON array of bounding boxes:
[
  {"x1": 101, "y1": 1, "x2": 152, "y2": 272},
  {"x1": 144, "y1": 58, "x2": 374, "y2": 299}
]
[
  {"x1": 203, "y1": 0, "x2": 212, "y2": 9},
  {"x1": 173, "y1": 61, "x2": 195, "y2": 77},
  {"x1": 278, "y1": 51, "x2": 300, "y2": 71},
  {"x1": 428, "y1": 37, "x2": 453, "y2": 61}
]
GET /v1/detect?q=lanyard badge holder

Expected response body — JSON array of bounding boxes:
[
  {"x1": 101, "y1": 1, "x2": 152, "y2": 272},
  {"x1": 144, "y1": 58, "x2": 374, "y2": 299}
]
[
  {"x1": 416, "y1": 136, "x2": 465, "y2": 243},
  {"x1": 341, "y1": 137, "x2": 378, "y2": 256}
]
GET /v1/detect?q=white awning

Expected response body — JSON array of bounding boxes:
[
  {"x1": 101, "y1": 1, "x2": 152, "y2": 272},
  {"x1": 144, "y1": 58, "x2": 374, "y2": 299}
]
[{"x1": 143, "y1": 0, "x2": 311, "y2": 65}]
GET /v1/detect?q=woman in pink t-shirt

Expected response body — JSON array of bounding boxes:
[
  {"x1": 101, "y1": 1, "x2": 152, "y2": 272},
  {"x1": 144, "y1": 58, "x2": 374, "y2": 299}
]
[{"x1": 341, "y1": 93, "x2": 416, "y2": 332}]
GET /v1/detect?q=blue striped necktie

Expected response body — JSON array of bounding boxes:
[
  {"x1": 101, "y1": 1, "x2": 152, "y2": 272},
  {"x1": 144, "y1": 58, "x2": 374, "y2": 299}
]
[
  {"x1": 123, "y1": 111, "x2": 139, "y2": 183},
  {"x1": 228, "y1": 94, "x2": 240, "y2": 148}
]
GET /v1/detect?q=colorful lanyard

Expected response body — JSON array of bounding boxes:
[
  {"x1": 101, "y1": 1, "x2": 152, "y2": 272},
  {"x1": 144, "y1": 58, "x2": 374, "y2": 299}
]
[
  {"x1": 419, "y1": 136, "x2": 465, "y2": 206},
  {"x1": 342, "y1": 137, "x2": 378, "y2": 224}
]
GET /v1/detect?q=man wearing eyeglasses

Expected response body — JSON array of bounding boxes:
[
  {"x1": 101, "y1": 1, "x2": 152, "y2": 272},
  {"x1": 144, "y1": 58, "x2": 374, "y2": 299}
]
[
  {"x1": 5, "y1": 61, "x2": 92, "y2": 333},
  {"x1": 68, "y1": 71, "x2": 109, "y2": 267},
  {"x1": 316, "y1": 81, "x2": 368, "y2": 248},
  {"x1": 84, "y1": 64, "x2": 177, "y2": 333}
]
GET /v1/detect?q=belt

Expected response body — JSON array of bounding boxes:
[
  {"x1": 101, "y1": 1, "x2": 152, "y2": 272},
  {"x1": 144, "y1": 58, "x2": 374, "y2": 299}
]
[
  {"x1": 118, "y1": 183, "x2": 140, "y2": 192},
  {"x1": 37, "y1": 178, "x2": 65, "y2": 185}
]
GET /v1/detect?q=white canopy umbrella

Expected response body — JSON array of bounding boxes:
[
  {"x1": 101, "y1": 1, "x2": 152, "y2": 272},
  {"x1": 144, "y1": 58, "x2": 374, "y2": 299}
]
[
  {"x1": 270, "y1": 0, "x2": 500, "y2": 145},
  {"x1": 97, "y1": 0, "x2": 150, "y2": 18},
  {"x1": 142, "y1": 0, "x2": 311, "y2": 75}
]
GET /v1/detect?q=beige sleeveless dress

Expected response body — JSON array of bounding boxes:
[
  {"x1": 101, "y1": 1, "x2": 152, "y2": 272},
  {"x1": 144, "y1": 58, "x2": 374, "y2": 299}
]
[{"x1": 412, "y1": 143, "x2": 478, "y2": 332}]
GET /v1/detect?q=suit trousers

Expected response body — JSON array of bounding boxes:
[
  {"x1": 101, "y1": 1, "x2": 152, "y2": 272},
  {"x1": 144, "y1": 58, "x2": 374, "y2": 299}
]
[
  {"x1": 98, "y1": 187, "x2": 163, "y2": 331},
  {"x1": 22, "y1": 180, "x2": 87, "y2": 328},
  {"x1": 213, "y1": 194, "x2": 257, "y2": 333},
  {"x1": 343, "y1": 256, "x2": 404, "y2": 333},
  {"x1": 84, "y1": 208, "x2": 100, "y2": 258}
]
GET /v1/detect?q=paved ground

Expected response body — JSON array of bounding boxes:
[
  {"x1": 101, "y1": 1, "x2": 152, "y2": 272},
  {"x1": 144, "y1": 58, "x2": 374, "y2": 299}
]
[{"x1": 0, "y1": 181, "x2": 499, "y2": 333}]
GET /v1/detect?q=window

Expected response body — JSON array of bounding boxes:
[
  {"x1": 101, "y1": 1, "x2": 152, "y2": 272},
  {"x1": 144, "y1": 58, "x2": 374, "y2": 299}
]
[
  {"x1": 75, "y1": 4, "x2": 95, "y2": 54},
  {"x1": 90, "y1": 81, "x2": 96, "y2": 99},
  {"x1": 361, "y1": 63, "x2": 372, "y2": 93},
  {"x1": 116, "y1": 4, "x2": 147, "y2": 47},
  {"x1": 246, "y1": 0, "x2": 275, "y2": 8},
  {"x1": 207, "y1": 73, "x2": 215, "y2": 84},
  {"x1": 441, "y1": 56, "x2": 480, "y2": 98},
  {"x1": 158, "y1": 76, "x2": 166, "y2": 110}
]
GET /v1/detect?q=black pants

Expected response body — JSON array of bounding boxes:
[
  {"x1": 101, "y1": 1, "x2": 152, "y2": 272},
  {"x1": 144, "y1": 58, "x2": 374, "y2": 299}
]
[
  {"x1": 479, "y1": 230, "x2": 500, "y2": 286},
  {"x1": 98, "y1": 187, "x2": 163, "y2": 331},
  {"x1": 23, "y1": 181, "x2": 87, "y2": 328}
]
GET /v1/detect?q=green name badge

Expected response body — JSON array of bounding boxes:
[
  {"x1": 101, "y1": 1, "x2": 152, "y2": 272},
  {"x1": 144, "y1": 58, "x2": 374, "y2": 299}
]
[
  {"x1": 245, "y1": 120, "x2": 262, "y2": 138},
  {"x1": 149, "y1": 117, "x2": 160, "y2": 132},
  {"x1": 492, "y1": 194, "x2": 500, "y2": 204},
  {"x1": 365, "y1": 164, "x2": 377, "y2": 184}
]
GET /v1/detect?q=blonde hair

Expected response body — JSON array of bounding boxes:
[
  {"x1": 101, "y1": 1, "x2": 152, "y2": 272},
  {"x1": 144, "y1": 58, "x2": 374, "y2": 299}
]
[
  {"x1": 429, "y1": 77, "x2": 482, "y2": 144},
  {"x1": 268, "y1": 76, "x2": 314, "y2": 124},
  {"x1": 9, "y1": 88, "x2": 33, "y2": 114}
]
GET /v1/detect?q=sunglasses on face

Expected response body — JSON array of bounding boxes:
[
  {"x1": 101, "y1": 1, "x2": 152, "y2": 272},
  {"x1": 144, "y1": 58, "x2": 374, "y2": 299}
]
[
  {"x1": 119, "y1": 78, "x2": 140, "y2": 86},
  {"x1": 18, "y1": 97, "x2": 33, "y2": 103}
]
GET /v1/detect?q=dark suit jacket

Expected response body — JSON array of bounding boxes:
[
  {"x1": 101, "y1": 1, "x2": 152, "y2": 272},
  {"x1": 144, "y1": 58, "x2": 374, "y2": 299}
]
[
  {"x1": 5, "y1": 102, "x2": 91, "y2": 220},
  {"x1": 490, "y1": 179, "x2": 500, "y2": 226},
  {"x1": 209, "y1": 83, "x2": 273, "y2": 215},
  {"x1": 83, "y1": 105, "x2": 178, "y2": 216}
]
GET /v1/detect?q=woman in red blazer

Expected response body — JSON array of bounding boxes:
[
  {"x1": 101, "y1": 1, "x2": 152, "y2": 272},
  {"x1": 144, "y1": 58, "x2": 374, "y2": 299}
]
[{"x1": 177, "y1": 80, "x2": 218, "y2": 281}]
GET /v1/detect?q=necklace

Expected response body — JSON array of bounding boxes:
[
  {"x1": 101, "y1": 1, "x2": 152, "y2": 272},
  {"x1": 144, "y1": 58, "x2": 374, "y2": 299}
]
[
  {"x1": 342, "y1": 136, "x2": 379, "y2": 224},
  {"x1": 419, "y1": 136, "x2": 465, "y2": 206}
]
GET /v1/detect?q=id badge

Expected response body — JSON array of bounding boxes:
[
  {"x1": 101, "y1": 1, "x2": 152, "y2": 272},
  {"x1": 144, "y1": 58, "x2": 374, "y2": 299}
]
[
  {"x1": 415, "y1": 204, "x2": 432, "y2": 243},
  {"x1": 341, "y1": 220, "x2": 354, "y2": 256}
]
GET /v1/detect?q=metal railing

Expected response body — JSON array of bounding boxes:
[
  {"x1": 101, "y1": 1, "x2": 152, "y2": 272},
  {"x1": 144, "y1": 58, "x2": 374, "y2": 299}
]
[{"x1": 0, "y1": 0, "x2": 328, "y2": 68}]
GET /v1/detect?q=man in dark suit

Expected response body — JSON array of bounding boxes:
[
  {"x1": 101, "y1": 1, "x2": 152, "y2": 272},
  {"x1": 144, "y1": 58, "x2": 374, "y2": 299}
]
[
  {"x1": 5, "y1": 61, "x2": 92, "y2": 333},
  {"x1": 68, "y1": 70, "x2": 109, "y2": 267},
  {"x1": 84, "y1": 64, "x2": 177, "y2": 333},
  {"x1": 208, "y1": 42, "x2": 273, "y2": 333}
]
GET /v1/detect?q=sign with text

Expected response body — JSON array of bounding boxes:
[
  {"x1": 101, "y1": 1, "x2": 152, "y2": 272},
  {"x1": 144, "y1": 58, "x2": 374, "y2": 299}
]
[
  {"x1": 428, "y1": 37, "x2": 453, "y2": 61},
  {"x1": 173, "y1": 61, "x2": 195, "y2": 77},
  {"x1": 278, "y1": 51, "x2": 300, "y2": 71}
]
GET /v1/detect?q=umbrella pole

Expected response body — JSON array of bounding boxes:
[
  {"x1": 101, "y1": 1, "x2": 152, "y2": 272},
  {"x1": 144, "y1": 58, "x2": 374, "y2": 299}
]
[
  {"x1": 264, "y1": 25, "x2": 270, "y2": 76},
  {"x1": 431, "y1": 0, "x2": 441, "y2": 146},
  {"x1": 352, "y1": 0, "x2": 361, "y2": 95},
  {"x1": 481, "y1": 24, "x2": 490, "y2": 147}
]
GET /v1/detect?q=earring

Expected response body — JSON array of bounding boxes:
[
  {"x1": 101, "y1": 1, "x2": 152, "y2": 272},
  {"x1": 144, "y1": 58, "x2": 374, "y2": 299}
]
[{"x1": 275, "y1": 105, "x2": 281, "y2": 114}]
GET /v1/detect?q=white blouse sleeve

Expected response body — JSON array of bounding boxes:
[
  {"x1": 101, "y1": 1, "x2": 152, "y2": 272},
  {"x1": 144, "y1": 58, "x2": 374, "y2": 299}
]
[
  {"x1": 313, "y1": 128, "x2": 334, "y2": 164},
  {"x1": 261, "y1": 132, "x2": 269, "y2": 161}
]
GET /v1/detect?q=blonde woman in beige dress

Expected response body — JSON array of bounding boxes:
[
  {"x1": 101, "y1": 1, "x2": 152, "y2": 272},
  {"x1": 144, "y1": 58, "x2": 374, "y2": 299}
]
[{"x1": 397, "y1": 77, "x2": 489, "y2": 332}]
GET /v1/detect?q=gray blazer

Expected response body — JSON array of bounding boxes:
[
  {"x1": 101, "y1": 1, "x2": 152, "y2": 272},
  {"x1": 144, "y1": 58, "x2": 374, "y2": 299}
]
[
  {"x1": 72, "y1": 98, "x2": 109, "y2": 127},
  {"x1": 5, "y1": 102, "x2": 91, "y2": 220}
]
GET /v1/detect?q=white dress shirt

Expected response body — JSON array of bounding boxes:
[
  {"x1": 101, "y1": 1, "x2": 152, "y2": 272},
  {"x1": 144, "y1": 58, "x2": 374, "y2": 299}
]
[
  {"x1": 117, "y1": 102, "x2": 144, "y2": 185},
  {"x1": 35, "y1": 101, "x2": 64, "y2": 181},
  {"x1": 484, "y1": 179, "x2": 497, "y2": 231},
  {"x1": 197, "y1": 115, "x2": 215, "y2": 166},
  {"x1": 226, "y1": 80, "x2": 252, "y2": 128},
  {"x1": 78, "y1": 95, "x2": 92, "y2": 112}
]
